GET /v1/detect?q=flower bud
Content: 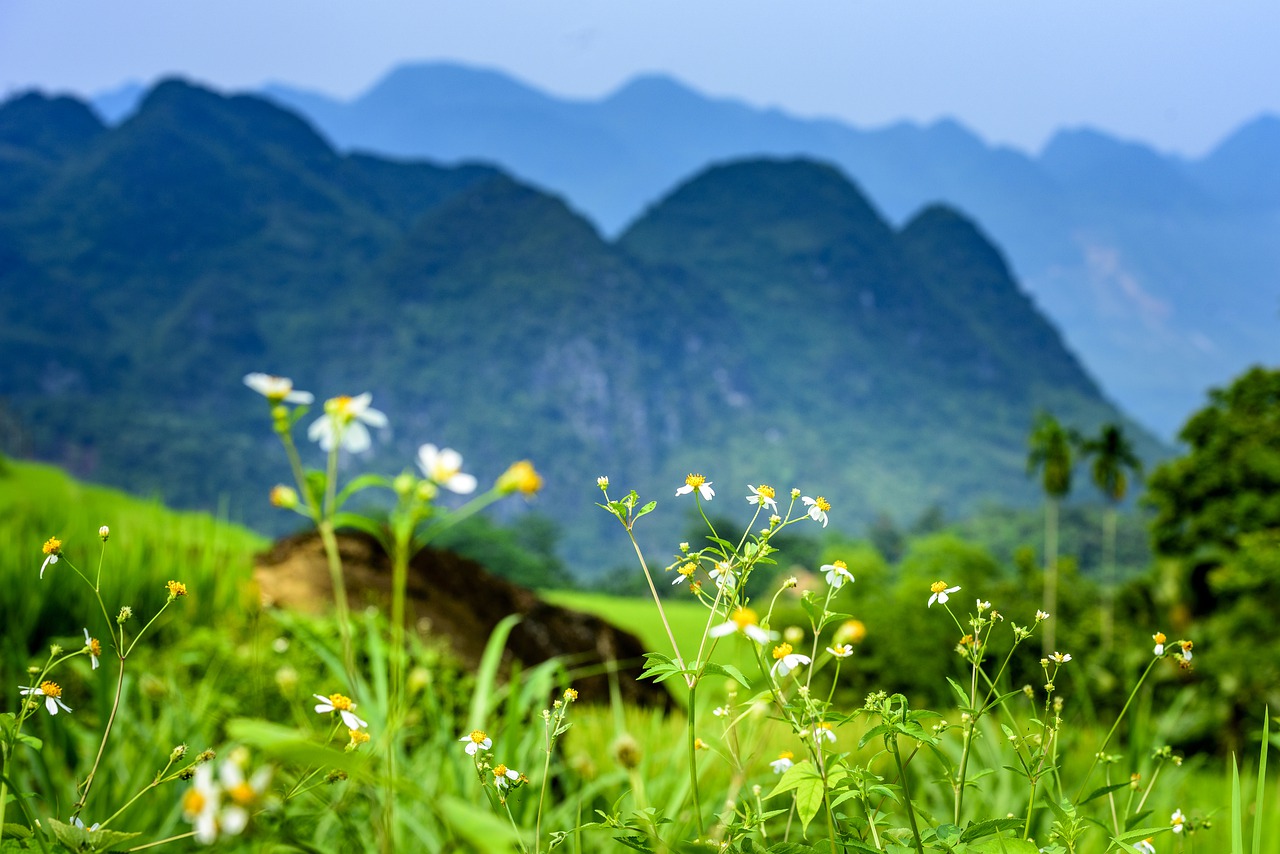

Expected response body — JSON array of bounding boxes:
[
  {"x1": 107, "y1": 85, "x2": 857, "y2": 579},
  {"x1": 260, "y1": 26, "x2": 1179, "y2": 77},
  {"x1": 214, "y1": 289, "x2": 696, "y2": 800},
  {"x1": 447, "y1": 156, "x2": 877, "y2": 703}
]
[
  {"x1": 117, "y1": 606, "x2": 133, "y2": 624},
  {"x1": 498, "y1": 460, "x2": 543, "y2": 496},
  {"x1": 612, "y1": 733, "x2": 642, "y2": 770},
  {"x1": 392, "y1": 472, "x2": 416, "y2": 498},
  {"x1": 269, "y1": 485, "x2": 299, "y2": 509},
  {"x1": 99, "y1": 525, "x2": 110, "y2": 541}
]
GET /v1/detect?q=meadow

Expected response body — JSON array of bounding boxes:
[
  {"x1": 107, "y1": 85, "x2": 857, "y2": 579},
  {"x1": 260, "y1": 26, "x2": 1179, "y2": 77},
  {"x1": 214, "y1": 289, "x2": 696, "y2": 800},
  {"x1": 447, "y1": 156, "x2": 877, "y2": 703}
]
[{"x1": 0, "y1": 374, "x2": 1276, "y2": 854}]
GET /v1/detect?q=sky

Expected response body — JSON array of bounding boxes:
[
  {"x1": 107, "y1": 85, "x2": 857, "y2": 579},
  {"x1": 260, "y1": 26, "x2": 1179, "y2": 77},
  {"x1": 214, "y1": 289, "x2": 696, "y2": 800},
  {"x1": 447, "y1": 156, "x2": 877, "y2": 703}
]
[{"x1": 1, "y1": 0, "x2": 1277, "y2": 158}]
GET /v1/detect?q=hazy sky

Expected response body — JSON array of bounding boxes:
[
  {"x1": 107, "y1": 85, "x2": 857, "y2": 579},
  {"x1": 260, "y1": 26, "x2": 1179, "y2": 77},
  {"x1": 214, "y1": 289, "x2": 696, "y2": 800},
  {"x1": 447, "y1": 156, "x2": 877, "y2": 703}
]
[{"x1": 2, "y1": 0, "x2": 1276, "y2": 157}]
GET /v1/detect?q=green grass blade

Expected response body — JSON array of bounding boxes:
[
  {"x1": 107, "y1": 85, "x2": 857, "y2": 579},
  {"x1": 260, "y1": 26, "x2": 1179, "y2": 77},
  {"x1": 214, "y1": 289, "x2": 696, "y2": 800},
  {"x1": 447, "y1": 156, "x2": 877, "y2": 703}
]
[
  {"x1": 1253, "y1": 707, "x2": 1269, "y2": 854},
  {"x1": 467, "y1": 613, "x2": 522, "y2": 732},
  {"x1": 1233, "y1": 754, "x2": 1244, "y2": 854}
]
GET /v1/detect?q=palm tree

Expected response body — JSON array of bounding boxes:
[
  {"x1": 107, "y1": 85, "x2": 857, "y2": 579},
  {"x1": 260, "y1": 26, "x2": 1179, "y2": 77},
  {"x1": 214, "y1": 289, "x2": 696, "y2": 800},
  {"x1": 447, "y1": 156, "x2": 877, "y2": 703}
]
[
  {"x1": 1080, "y1": 423, "x2": 1142, "y2": 652},
  {"x1": 1027, "y1": 412, "x2": 1075, "y2": 654}
]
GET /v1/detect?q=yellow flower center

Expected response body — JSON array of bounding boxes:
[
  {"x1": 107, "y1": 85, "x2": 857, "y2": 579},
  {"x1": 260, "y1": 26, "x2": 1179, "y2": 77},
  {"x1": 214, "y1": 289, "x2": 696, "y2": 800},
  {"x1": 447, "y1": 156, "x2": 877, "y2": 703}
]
[
  {"x1": 757, "y1": 484, "x2": 775, "y2": 499},
  {"x1": 677, "y1": 563, "x2": 696, "y2": 578},
  {"x1": 814, "y1": 496, "x2": 831, "y2": 512},
  {"x1": 328, "y1": 693, "x2": 354, "y2": 711},
  {"x1": 167, "y1": 580, "x2": 188, "y2": 597},
  {"x1": 685, "y1": 473, "x2": 706, "y2": 489},
  {"x1": 42, "y1": 537, "x2": 62, "y2": 556},
  {"x1": 959, "y1": 635, "x2": 974, "y2": 646},
  {"x1": 349, "y1": 729, "x2": 370, "y2": 745},
  {"x1": 731, "y1": 607, "x2": 760, "y2": 629},
  {"x1": 469, "y1": 729, "x2": 488, "y2": 744},
  {"x1": 563, "y1": 688, "x2": 578, "y2": 701},
  {"x1": 1181, "y1": 641, "x2": 1193, "y2": 652},
  {"x1": 833, "y1": 560, "x2": 847, "y2": 571},
  {"x1": 228, "y1": 781, "x2": 256, "y2": 806},
  {"x1": 263, "y1": 375, "x2": 293, "y2": 402},
  {"x1": 931, "y1": 581, "x2": 949, "y2": 594},
  {"x1": 182, "y1": 788, "x2": 207, "y2": 816},
  {"x1": 326, "y1": 395, "x2": 358, "y2": 423},
  {"x1": 778, "y1": 751, "x2": 794, "y2": 761},
  {"x1": 493, "y1": 764, "x2": 508, "y2": 777},
  {"x1": 88, "y1": 638, "x2": 102, "y2": 657},
  {"x1": 1153, "y1": 632, "x2": 1166, "y2": 644},
  {"x1": 39, "y1": 681, "x2": 61, "y2": 698},
  {"x1": 817, "y1": 722, "x2": 833, "y2": 733},
  {"x1": 772, "y1": 643, "x2": 793, "y2": 660},
  {"x1": 832, "y1": 644, "x2": 851, "y2": 656}
]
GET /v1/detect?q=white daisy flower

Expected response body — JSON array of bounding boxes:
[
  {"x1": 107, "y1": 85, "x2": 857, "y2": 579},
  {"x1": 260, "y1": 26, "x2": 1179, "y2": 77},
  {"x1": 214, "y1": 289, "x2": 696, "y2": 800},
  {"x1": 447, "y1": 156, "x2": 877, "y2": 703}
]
[
  {"x1": 1153, "y1": 631, "x2": 1166, "y2": 656},
  {"x1": 313, "y1": 692, "x2": 368, "y2": 730},
  {"x1": 181, "y1": 764, "x2": 221, "y2": 844},
  {"x1": 822, "y1": 560, "x2": 855, "y2": 590},
  {"x1": 708, "y1": 607, "x2": 775, "y2": 644},
  {"x1": 746, "y1": 484, "x2": 777, "y2": 511},
  {"x1": 928, "y1": 581, "x2": 961, "y2": 607},
  {"x1": 40, "y1": 537, "x2": 61, "y2": 579},
  {"x1": 826, "y1": 643, "x2": 855, "y2": 659},
  {"x1": 217, "y1": 756, "x2": 272, "y2": 838},
  {"x1": 770, "y1": 752, "x2": 794, "y2": 774},
  {"x1": 242, "y1": 373, "x2": 314, "y2": 405},
  {"x1": 417, "y1": 444, "x2": 478, "y2": 494},
  {"x1": 770, "y1": 644, "x2": 811, "y2": 678},
  {"x1": 1049, "y1": 651, "x2": 1072, "y2": 664},
  {"x1": 493, "y1": 764, "x2": 520, "y2": 790},
  {"x1": 812, "y1": 722, "x2": 837, "y2": 743},
  {"x1": 802, "y1": 496, "x2": 830, "y2": 527},
  {"x1": 20, "y1": 681, "x2": 72, "y2": 715},
  {"x1": 1171, "y1": 808, "x2": 1185, "y2": 833},
  {"x1": 70, "y1": 817, "x2": 101, "y2": 831},
  {"x1": 1134, "y1": 839, "x2": 1156, "y2": 854},
  {"x1": 307, "y1": 393, "x2": 388, "y2": 453},
  {"x1": 461, "y1": 730, "x2": 492, "y2": 755},
  {"x1": 671, "y1": 562, "x2": 697, "y2": 586},
  {"x1": 709, "y1": 561, "x2": 736, "y2": 591},
  {"x1": 676, "y1": 473, "x2": 715, "y2": 501},
  {"x1": 83, "y1": 628, "x2": 101, "y2": 670}
]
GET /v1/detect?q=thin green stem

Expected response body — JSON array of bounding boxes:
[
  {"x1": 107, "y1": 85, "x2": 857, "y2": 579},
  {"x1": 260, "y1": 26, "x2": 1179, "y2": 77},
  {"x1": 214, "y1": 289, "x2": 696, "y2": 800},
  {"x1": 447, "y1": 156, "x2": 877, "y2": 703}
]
[
  {"x1": 889, "y1": 734, "x2": 926, "y2": 854},
  {"x1": 687, "y1": 682, "x2": 704, "y2": 838},
  {"x1": 1073, "y1": 656, "x2": 1161, "y2": 803},
  {"x1": 74, "y1": 654, "x2": 127, "y2": 818}
]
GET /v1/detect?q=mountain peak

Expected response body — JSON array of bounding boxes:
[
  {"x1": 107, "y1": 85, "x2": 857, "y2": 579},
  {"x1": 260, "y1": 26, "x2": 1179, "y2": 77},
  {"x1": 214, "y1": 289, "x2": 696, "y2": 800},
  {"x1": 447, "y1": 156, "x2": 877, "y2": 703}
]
[
  {"x1": 0, "y1": 91, "x2": 106, "y2": 157},
  {"x1": 357, "y1": 61, "x2": 550, "y2": 109}
]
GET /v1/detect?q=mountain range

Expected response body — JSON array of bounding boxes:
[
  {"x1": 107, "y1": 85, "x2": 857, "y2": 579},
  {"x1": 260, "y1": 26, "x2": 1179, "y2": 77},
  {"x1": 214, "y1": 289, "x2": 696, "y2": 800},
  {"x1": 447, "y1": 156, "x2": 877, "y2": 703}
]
[
  {"x1": 2, "y1": 80, "x2": 1153, "y2": 572},
  {"x1": 89, "y1": 61, "x2": 1270, "y2": 441}
]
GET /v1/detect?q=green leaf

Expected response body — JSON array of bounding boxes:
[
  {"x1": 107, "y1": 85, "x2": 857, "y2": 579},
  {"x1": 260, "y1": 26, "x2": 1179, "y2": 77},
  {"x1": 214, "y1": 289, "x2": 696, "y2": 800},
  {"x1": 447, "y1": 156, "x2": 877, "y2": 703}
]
[
  {"x1": 766, "y1": 760, "x2": 822, "y2": 798},
  {"x1": 634, "y1": 501, "x2": 657, "y2": 520},
  {"x1": 964, "y1": 838, "x2": 1040, "y2": 854},
  {"x1": 935, "y1": 823, "x2": 962, "y2": 845},
  {"x1": 225, "y1": 718, "x2": 366, "y2": 775},
  {"x1": 859, "y1": 723, "x2": 894, "y2": 749},
  {"x1": 765, "y1": 844, "x2": 825, "y2": 854},
  {"x1": 702, "y1": 661, "x2": 752, "y2": 689},
  {"x1": 960, "y1": 819, "x2": 1025, "y2": 842},
  {"x1": 1079, "y1": 781, "x2": 1131, "y2": 804},
  {"x1": 946, "y1": 677, "x2": 973, "y2": 710},
  {"x1": 329, "y1": 512, "x2": 387, "y2": 543},
  {"x1": 1254, "y1": 707, "x2": 1270, "y2": 854},
  {"x1": 15, "y1": 734, "x2": 41, "y2": 751},
  {"x1": 438, "y1": 794, "x2": 523, "y2": 853},
  {"x1": 334, "y1": 473, "x2": 390, "y2": 510},
  {"x1": 45, "y1": 818, "x2": 141, "y2": 853},
  {"x1": 793, "y1": 775, "x2": 825, "y2": 833}
]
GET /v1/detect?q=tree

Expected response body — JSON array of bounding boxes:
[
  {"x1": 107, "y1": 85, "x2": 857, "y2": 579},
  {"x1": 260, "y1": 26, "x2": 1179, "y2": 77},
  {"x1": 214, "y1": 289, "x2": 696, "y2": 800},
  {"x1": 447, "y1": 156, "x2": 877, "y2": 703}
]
[
  {"x1": 1079, "y1": 423, "x2": 1142, "y2": 650},
  {"x1": 1147, "y1": 366, "x2": 1280, "y2": 559},
  {"x1": 1027, "y1": 411, "x2": 1075, "y2": 653}
]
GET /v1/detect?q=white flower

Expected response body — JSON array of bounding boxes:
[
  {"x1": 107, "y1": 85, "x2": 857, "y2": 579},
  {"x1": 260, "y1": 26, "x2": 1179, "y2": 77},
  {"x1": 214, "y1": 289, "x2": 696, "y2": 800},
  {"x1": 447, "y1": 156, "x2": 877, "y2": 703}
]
[
  {"x1": 20, "y1": 681, "x2": 72, "y2": 715},
  {"x1": 1049, "y1": 651, "x2": 1072, "y2": 664},
  {"x1": 976, "y1": 599, "x2": 991, "y2": 612},
  {"x1": 1134, "y1": 839, "x2": 1156, "y2": 854},
  {"x1": 713, "y1": 706, "x2": 729, "y2": 717},
  {"x1": 1179, "y1": 641, "x2": 1194, "y2": 662},
  {"x1": 217, "y1": 756, "x2": 272, "y2": 837},
  {"x1": 307, "y1": 393, "x2": 388, "y2": 453},
  {"x1": 826, "y1": 644, "x2": 855, "y2": 659},
  {"x1": 822, "y1": 560, "x2": 855, "y2": 590},
  {"x1": 41, "y1": 553, "x2": 58, "y2": 578},
  {"x1": 746, "y1": 484, "x2": 777, "y2": 511},
  {"x1": 416, "y1": 444, "x2": 478, "y2": 494},
  {"x1": 709, "y1": 561, "x2": 736, "y2": 591},
  {"x1": 70, "y1": 817, "x2": 101, "y2": 831},
  {"x1": 313, "y1": 693, "x2": 368, "y2": 730},
  {"x1": 181, "y1": 764, "x2": 221, "y2": 844},
  {"x1": 708, "y1": 607, "x2": 774, "y2": 644},
  {"x1": 1171, "y1": 808, "x2": 1185, "y2": 833},
  {"x1": 493, "y1": 764, "x2": 520, "y2": 790},
  {"x1": 243, "y1": 373, "x2": 314, "y2": 405},
  {"x1": 671, "y1": 562, "x2": 697, "y2": 586},
  {"x1": 83, "y1": 628, "x2": 101, "y2": 670},
  {"x1": 770, "y1": 752, "x2": 794, "y2": 774},
  {"x1": 1153, "y1": 632, "x2": 1166, "y2": 656},
  {"x1": 1035, "y1": 610, "x2": 1051, "y2": 621},
  {"x1": 812, "y1": 722, "x2": 837, "y2": 743},
  {"x1": 802, "y1": 496, "x2": 830, "y2": 527},
  {"x1": 40, "y1": 536, "x2": 61, "y2": 579},
  {"x1": 928, "y1": 581, "x2": 961, "y2": 607},
  {"x1": 770, "y1": 644, "x2": 811, "y2": 677},
  {"x1": 676, "y1": 473, "x2": 715, "y2": 500},
  {"x1": 461, "y1": 729, "x2": 492, "y2": 755}
]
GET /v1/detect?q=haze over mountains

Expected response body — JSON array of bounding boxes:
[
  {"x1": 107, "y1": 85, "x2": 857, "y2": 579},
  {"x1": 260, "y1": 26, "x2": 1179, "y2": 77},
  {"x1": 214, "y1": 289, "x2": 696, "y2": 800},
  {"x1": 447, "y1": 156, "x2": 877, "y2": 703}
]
[
  {"x1": 191, "y1": 61, "x2": 1278, "y2": 440},
  {"x1": 0, "y1": 80, "x2": 1147, "y2": 570}
]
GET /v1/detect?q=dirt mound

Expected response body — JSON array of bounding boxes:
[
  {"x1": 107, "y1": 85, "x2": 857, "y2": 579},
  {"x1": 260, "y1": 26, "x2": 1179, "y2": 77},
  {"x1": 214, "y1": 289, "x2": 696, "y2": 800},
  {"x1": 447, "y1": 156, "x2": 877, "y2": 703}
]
[{"x1": 254, "y1": 530, "x2": 671, "y2": 708}]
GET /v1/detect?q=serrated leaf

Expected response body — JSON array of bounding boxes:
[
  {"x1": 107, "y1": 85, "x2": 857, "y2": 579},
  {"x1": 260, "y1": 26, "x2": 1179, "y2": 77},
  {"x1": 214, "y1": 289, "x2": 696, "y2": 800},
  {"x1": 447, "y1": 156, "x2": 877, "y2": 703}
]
[
  {"x1": 859, "y1": 723, "x2": 894, "y2": 749},
  {"x1": 702, "y1": 661, "x2": 752, "y2": 689},
  {"x1": 935, "y1": 823, "x2": 962, "y2": 845},
  {"x1": 45, "y1": 817, "x2": 142, "y2": 853}
]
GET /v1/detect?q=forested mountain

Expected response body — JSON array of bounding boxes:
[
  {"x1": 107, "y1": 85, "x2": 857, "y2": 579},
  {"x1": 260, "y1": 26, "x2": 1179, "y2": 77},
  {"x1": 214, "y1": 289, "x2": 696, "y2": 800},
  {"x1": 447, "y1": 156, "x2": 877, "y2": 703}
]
[
  {"x1": 1, "y1": 80, "x2": 1150, "y2": 572},
  {"x1": 241, "y1": 62, "x2": 1280, "y2": 438}
]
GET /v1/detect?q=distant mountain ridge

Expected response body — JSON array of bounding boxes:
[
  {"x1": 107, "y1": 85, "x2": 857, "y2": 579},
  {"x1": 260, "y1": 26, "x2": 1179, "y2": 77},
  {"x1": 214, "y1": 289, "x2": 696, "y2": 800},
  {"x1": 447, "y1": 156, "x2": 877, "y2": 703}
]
[
  {"x1": 155, "y1": 60, "x2": 1280, "y2": 440},
  {"x1": 0, "y1": 80, "x2": 1150, "y2": 572}
]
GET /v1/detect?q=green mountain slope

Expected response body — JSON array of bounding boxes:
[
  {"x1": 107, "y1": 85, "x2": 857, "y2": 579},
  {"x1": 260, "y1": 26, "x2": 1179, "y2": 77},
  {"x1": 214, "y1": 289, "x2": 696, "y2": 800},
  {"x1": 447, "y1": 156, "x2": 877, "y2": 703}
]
[{"x1": 0, "y1": 82, "x2": 1154, "y2": 574}]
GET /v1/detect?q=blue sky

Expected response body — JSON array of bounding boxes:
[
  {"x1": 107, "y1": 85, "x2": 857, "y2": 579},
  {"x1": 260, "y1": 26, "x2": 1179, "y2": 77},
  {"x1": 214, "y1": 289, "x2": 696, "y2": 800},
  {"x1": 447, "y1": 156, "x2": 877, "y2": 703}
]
[{"x1": 2, "y1": 0, "x2": 1276, "y2": 157}]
